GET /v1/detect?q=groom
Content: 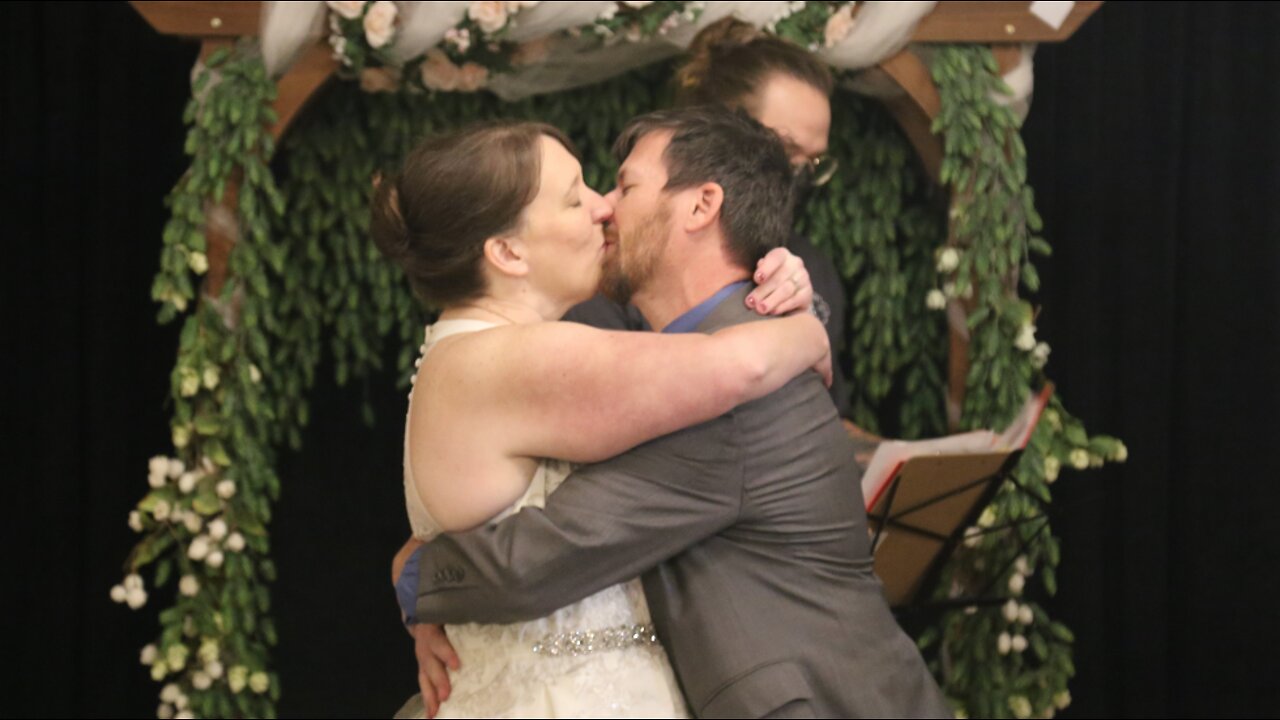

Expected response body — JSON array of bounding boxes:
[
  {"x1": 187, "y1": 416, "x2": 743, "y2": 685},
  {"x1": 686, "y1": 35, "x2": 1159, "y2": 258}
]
[{"x1": 394, "y1": 106, "x2": 949, "y2": 718}]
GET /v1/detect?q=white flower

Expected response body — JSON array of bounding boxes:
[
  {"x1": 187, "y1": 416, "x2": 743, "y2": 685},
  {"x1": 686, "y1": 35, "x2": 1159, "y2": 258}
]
[
  {"x1": 183, "y1": 513, "x2": 204, "y2": 534},
  {"x1": 178, "y1": 472, "x2": 199, "y2": 495},
  {"x1": 1011, "y1": 633, "x2": 1028, "y2": 653},
  {"x1": 173, "y1": 693, "x2": 188, "y2": 710},
  {"x1": 192, "y1": 671, "x2": 212, "y2": 690},
  {"x1": 206, "y1": 660, "x2": 225, "y2": 680},
  {"x1": 327, "y1": 1, "x2": 365, "y2": 20},
  {"x1": 187, "y1": 251, "x2": 208, "y2": 275},
  {"x1": 1018, "y1": 603, "x2": 1034, "y2": 625},
  {"x1": 1014, "y1": 555, "x2": 1029, "y2": 575},
  {"x1": 457, "y1": 63, "x2": 489, "y2": 92},
  {"x1": 174, "y1": 712, "x2": 194, "y2": 720},
  {"x1": 1070, "y1": 448, "x2": 1089, "y2": 470},
  {"x1": 963, "y1": 525, "x2": 982, "y2": 549},
  {"x1": 468, "y1": 1, "x2": 509, "y2": 34},
  {"x1": 179, "y1": 369, "x2": 201, "y2": 397},
  {"x1": 160, "y1": 684, "x2": 181, "y2": 704},
  {"x1": 125, "y1": 573, "x2": 144, "y2": 591},
  {"x1": 217, "y1": 479, "x2": 237, "y2": 499},
  {"x1": 206, "y1": 550, "x2": 225, "y2": 569},
  {"x1": 170, "y1": 292, "x2": 188, "y2": 312},
  {"x1": 199, "y1": 638, "x2": 220, "y2": 664},
  {"x1": 188, "y1": 535, "x2": 211, "y2": 561},
  {"x1": 1015, "y1": 323, "x2": 1037, "y2": 351},
  {"x1": 936, "y1": 247, "x2": 960, "y2": 274},
  {"x1": 598, "y1": 4, "x2": 618, "y2": 21},
  {"x1": 978, "y1": 506, "x2": 997, "y2": 528},
  {"x1": 153, "y1": 500, "x2": 172, "y2": 522},
  {"x1": 363, "y1": 0, "x2": 397, "y2": 48},
  {"x1": 129, "y1": 510, "x2": 144, "y2": 532},
  {"x1": 179, "y1": 575, "x2": 200, "y2": 597},
  {"x1": 157, "y1": 704, "x2": 174, "y2": 720},
  {"x1": 1009, "y1": 695, "x2": 1032, "y2": 719},
  {"x1": 208, "y1": 518, "x2": 229, "y2": 541},
  {"x1": 140, "y1": 644, "x2": 159, "y2": 665},
  {"x1": 1045, "y1": 408, "x2": 1062, "y2": 431},
  {"x1": 150, "y1": 660, "x2": 169, "y2": 681},
  {"x1": 148, "y1": 469, "x2": 167, "y2": 489},
  {"x1": 444, "y1": 27, "x2": 472, "y2": 54},
  {"x1": 622, "y1": 1, "x2": 653, "y2": 6},
  {"x1": 249, "y1": 671, "x2": 271, "y2": 694},
  {"x1": 1054, "y1": 691, "x2": 1072, "y2": 710},
  {"x1": 166, "y1": 644, "x2": 189, "y2": 671},
  {"x1": 167, "y1": 459, "x2": 185, "y2": 478},
  {"x1": 111, "y1": 584, "x2": 128, "y2": 603},
  {"x1": 1112, "y1": 442, "x2": 1129, "y2": 462},
  {"x1": 997, "y1": 631, "x2": 1012, "y2": 655},
  {"x1": 203, "y1": 366, "x2": 220, "y2": 391},
  {"x1": 1043, "y1": 455, "x2": 1060, "y2": 483},
  {"x1": 228, "y1": 665, "x2": 249, "y2": 693},
  {"x1": 248, "y1": 364, "x2": 262, "y2": 384},
  {"x1": 1089, "y1": 452, "x2": 1105, "y2": 468},
  {"x1": 1008, "y1": 572, "x2": 1026, "y2": 595},
  {"x1": 226, "y1": 532, "x2": 246, "y2": 553},
  {"x1": 824, "y1": 4, "x2": 855, "y2": 48},
  {"x1": 172, "y1": 425, "x2": 191, "y2": 449},
  {"x1": 963, "y1": 605, "x2": 978, "y2": 615},
  {"x1": 149, "y1": 456, "x2": 169, "y2": 477},
  {"x1": 1032, "y1": 341, "x2": 1051, "y2": 369},
  {"x1": 926, "y1": 289, "x2": 947, "y2": 310},
  {"x1": 1002, "y1": 598, "x2": 1019, "y2": 623}
]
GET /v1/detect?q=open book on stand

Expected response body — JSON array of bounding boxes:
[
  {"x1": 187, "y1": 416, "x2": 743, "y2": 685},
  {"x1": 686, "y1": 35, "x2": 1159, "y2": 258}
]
[{"x1": 863, "y1": 384, "x2": 1054, "y2": 608}]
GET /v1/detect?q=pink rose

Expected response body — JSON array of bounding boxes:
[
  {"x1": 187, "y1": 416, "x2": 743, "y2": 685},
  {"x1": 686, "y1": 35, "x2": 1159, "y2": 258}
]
[
  {"x1": 824, "y1": 4, "x2": 855, "y2": 49},
  {"x1": 457, "y1": 63, "x2": 490, "y2": 92},
  {"x1": 511, "y1": 36, "x2": 552, "y2": 66},
  {"x1": 468, "y1": 1, "x2": 509, "y2": 35},
  {"x1": 359, "y1": 67, "x2": 400, "y2": 93},
  {"x1": 326, "y1": 1, "x2": 365, "y2": 20},
  {"x1": 420, "y1": 49, "x2": 461, "y2": 92},
  {"x1": 363, "y1": 0, "x2": 398, "y2": 49}
]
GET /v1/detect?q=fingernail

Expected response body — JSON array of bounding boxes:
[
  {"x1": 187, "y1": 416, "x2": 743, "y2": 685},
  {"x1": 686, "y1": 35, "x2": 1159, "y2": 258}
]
[
  {"x1": 757, "y1": 273, "x2": 765, "y2": 282},
  {"x1": 746, "y1": 296, "x2": 755, "y2": 306}
]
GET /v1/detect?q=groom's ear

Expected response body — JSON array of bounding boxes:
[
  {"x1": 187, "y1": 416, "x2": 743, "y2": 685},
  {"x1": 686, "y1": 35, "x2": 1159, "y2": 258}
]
[
  {"x1": 482, "y1": 235, "x2": 530, "y2": 279},
  {"x1": 684, "y1": 181, "x2": 724, "y2": 236}
]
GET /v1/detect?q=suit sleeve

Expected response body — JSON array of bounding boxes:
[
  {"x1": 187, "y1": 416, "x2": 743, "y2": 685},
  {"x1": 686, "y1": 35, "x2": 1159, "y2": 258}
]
[{"x1": 412, "y1": 414, "x2": 741, "y2": 625}]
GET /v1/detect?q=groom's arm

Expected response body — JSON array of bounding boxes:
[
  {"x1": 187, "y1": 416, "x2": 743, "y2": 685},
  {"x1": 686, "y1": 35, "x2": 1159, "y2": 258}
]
[{"x1": 402, "y1": 413, "x2": 741, "y2": 625}]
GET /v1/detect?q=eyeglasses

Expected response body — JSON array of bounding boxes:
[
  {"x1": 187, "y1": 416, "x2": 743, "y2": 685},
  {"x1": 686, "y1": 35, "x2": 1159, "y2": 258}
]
[{"x1": 793, "y1": 153, "x2": 839, "y2": 188}]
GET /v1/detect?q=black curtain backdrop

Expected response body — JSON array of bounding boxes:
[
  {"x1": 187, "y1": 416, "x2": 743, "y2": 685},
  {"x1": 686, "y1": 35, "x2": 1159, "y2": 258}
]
[{"x1": 7, "y1": 2, "x2": 1279, "y2": 717}]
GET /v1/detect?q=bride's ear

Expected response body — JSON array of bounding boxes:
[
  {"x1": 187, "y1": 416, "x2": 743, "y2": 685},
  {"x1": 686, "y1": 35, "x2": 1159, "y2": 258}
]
[{"x1": 482, "y1": 235, "x2": 531, "y2": 279}]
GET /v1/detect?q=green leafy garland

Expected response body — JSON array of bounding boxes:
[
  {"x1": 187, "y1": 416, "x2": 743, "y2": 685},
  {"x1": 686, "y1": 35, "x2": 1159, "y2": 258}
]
[
  {"x1": 120, "y1": 38, "x2": 1125, "y2": 719},
  {"x1": 117, "y1": 44, "x2": 287, "y2": 719},
  {"x1": 912, "y1": 45, "x2": 1126, "y2": 719}
]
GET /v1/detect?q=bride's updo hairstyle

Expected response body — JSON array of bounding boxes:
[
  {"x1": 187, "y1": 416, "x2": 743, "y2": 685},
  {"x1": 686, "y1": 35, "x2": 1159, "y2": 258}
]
[
  {"x1": 370, "y1": 121, "x2": 577, "y2": 306},
  {"x1": 674, "y1": 17, "x2": 834, "y2": 110}
]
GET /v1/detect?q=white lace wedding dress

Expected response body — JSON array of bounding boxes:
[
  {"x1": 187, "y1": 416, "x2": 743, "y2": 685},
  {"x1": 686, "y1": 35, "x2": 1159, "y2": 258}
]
[{"x1": 398, "y1": 319, "x2": 689, "y2": 719}]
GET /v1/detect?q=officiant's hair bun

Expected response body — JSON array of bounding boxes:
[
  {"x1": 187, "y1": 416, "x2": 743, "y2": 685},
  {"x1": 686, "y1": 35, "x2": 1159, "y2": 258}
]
[
  {"x1": 676, "y1": 17, "x2": 834, "y2": 110},
  {"x1": 370, "y1": 121, "x2": 576, "y2": 307}
]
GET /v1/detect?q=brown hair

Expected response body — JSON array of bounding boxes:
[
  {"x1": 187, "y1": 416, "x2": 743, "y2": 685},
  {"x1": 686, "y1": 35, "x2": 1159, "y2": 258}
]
[
  {"x1": 370, "y1": 121, "x2": 576, "y2": 307},
  {"x1": 674, "y1": 17, "x2": 835, "y2": 111},
  {"x1": 614, "y1": 106, "x2": 795, "y2": 269}
]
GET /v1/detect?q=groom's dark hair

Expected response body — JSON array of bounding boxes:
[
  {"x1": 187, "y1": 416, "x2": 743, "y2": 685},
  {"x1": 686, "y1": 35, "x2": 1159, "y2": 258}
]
[{"x1": 614, "y1": 106, "x2": 796, "y2": 270}]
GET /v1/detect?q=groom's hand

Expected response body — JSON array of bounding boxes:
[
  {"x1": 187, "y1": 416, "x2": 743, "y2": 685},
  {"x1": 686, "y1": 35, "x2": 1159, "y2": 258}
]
[{"x1": 413, "y1": 623, "x2": 460, "y2": 719}]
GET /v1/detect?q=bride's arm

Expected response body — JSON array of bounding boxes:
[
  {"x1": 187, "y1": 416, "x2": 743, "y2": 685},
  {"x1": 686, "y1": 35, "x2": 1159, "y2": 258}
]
[{"x1": 437, "y1": 312, "x2": 829, "y2": 466}]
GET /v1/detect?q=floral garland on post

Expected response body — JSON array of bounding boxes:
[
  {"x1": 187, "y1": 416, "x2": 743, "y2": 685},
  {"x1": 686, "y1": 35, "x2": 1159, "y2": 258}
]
[
  {"x1": 114, "y1": 43, "x2": 288, "y2": 719},
  {"x1": 915, "y1": 44, "x2": 1127, "y2": 719}
]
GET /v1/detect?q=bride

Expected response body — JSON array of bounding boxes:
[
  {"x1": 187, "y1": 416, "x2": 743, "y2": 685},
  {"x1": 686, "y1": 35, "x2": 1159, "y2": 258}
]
[{"x1": 370, "y1": 120, "x2": 828, "y2": 718}]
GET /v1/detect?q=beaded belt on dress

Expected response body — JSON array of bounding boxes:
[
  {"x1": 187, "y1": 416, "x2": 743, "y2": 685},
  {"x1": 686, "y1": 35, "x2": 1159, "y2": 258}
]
[{"x1": 531, "y1": 623, "x2": 659, "y2": 657}]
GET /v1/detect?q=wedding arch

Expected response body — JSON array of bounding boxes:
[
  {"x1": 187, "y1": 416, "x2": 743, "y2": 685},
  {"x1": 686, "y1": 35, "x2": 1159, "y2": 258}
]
[{"x1": 117, "y1": 2, "x2": 1121, "y2": 718}]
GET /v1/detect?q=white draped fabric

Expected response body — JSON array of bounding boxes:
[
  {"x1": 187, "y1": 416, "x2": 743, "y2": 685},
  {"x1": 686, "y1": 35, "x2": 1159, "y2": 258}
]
[{"x1": 256, "y1": 1, "x2": 1035, "y2": 111}]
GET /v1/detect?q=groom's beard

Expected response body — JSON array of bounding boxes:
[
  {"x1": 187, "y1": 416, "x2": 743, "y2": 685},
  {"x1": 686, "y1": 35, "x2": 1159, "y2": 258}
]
[{"x1": 600, "y1": 205, "x2": 671, "y2": 306}]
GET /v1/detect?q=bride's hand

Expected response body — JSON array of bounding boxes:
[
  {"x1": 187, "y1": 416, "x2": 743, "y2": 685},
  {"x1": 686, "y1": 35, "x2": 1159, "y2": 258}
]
[
  {"x1": 413, "y1": 623, "x2": 460, "y2": 719},
  {"x1": 746, "y1": 247, "x2": 813, "y2": 315}
]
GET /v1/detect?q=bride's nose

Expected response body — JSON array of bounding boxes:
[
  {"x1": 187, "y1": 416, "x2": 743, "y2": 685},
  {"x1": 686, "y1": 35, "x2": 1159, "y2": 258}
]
[{"x1": 589, "y1": 190, "x2": 613, "y2": 224}]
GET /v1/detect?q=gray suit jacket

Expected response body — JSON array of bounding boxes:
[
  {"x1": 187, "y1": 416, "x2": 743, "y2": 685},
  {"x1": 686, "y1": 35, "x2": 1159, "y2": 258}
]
[{"x1": 413, "y1": 286, "x2": 949, "y2": 718}]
